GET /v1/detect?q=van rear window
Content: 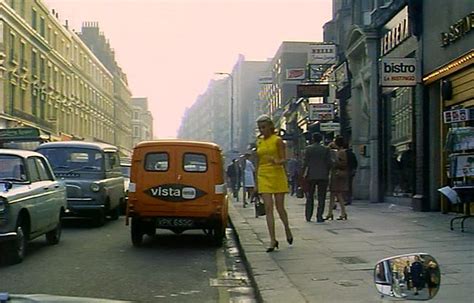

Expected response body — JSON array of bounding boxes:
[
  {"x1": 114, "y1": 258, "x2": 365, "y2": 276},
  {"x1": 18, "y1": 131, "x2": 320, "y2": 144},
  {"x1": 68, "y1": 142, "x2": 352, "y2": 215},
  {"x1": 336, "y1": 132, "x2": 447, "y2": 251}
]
[
  {"x1": 145, "y1": 153, "x2": 169, "y2": 171},
  {"x1": 183, "y1": 153, "x2": 207, "y2": 172}
]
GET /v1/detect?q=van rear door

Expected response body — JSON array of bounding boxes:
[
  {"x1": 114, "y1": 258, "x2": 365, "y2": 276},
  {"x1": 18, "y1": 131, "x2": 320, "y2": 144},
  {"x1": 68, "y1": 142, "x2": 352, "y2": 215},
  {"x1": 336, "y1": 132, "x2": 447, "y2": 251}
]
[
  {"x1": 135, "y1": 147, "x2": 177, "y2": 215},
  {"x1": 175, "y1": 147, "x2": 214, "y2": 214}
]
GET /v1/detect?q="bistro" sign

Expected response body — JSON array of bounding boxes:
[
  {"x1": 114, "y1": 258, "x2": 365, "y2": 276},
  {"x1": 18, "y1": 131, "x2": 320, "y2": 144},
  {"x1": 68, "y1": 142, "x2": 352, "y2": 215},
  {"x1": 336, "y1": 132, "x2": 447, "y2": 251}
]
[{"x1": 441, "y1": 12, "x2": 474, "y2": 47}]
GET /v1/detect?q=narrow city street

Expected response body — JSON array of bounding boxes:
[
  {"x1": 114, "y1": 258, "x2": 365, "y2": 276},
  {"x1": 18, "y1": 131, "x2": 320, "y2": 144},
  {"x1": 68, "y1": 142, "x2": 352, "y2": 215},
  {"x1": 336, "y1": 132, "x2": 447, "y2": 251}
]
[{"x1": 0, "y1": 217, "x2": 256, "y2": 303}]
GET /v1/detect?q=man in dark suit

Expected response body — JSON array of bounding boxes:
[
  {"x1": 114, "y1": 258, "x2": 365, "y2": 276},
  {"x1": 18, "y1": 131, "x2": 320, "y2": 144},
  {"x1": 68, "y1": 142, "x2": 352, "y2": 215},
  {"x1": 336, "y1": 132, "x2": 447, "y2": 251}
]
[{"x1": 302, "y1": 133, "x2": 332, "y2": 222}]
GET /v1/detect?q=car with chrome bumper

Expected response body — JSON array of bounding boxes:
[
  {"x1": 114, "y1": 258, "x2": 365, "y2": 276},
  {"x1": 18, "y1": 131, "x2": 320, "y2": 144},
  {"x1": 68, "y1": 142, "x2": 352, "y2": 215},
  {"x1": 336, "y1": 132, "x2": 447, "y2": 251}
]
[{"x1": 0, "y1": 149, "x2": 67, "y2": 264}]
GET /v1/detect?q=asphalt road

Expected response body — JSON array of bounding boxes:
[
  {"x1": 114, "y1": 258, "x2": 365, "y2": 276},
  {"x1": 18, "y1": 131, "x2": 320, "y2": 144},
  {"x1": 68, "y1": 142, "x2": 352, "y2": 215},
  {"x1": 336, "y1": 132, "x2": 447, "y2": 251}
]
[{"x1": 0, "y1": 217, "x2": 255, "y2": 303}]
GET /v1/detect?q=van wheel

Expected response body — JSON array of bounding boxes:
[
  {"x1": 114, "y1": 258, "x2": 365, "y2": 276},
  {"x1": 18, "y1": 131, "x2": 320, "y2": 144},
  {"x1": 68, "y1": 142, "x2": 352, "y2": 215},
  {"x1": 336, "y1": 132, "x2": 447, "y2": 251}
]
[
  {"x1": 131, "y1": 218, "x2": 144, "y2": 247},
  {"x1": 212, "y1": 223, "x2": 225, "y2": 247}
]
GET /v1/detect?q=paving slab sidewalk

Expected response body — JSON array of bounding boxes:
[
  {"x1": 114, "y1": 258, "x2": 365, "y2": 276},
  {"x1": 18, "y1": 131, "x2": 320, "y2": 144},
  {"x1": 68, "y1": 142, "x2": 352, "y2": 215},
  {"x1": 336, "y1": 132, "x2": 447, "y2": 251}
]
[{"x1": 228, "y1": 195, "x2": 474, "y2": 303}]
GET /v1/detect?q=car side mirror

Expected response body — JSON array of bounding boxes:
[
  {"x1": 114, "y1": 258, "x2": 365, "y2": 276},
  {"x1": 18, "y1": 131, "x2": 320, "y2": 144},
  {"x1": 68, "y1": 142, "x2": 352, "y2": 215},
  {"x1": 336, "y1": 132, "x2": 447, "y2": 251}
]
[{"x1": 374, "y1": 253, "x2": 440, "y2": 300}]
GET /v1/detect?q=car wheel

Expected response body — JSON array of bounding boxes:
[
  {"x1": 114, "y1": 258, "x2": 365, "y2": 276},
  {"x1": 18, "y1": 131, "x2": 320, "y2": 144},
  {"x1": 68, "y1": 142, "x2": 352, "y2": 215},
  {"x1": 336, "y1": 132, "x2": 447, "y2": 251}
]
[
  {"x1": 110, "y1": 206, "x2": 120, "y2": 221},
  {"x1": 131, "y1": 218, "x2": 144, "y2": 247},
  {"x1": 93, "y1": 210, "x2": 106, "y2": 227},
  {"x1": 9, "y1": 224, "x2": 27, "y2": 264},
  {"x1": 45, "y1": 217, "x2": 62, "y2": 245}
]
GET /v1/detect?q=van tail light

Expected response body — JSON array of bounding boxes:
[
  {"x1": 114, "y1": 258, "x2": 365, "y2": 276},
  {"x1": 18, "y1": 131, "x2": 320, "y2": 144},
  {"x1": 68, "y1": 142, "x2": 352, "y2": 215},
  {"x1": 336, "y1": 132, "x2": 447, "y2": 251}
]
[{"x1": 215, "y1": 184, "x2": 225, "y2": 194}]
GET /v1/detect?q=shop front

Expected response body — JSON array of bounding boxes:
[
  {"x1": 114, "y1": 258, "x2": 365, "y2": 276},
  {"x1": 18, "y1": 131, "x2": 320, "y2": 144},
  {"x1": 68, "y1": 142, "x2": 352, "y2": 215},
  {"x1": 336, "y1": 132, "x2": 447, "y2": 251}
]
[
  {"x1": 422, "y1": 4, "x2": 474, "y2": 213},
  {"x1": 378, "y1": 5, "x2": 421, "y2": 206},
  {"x1": 424, "y1": 50, "x2": 474, "y2": 213}
]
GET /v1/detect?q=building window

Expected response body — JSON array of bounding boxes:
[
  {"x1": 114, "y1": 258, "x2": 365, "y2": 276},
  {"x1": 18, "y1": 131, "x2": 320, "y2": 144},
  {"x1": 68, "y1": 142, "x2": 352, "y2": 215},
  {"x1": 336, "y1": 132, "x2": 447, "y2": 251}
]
[
  {"x1": 9, "y1": 33, "x2": 15, "y2": 62},
  {"x1": 31, "y1": 9, "x2": 37, "y2": 30},
  {"x1": 39, "y1": 17, "x2": 45, "y2": 37},
  {"x1": 133, "y1": 126, "x2": 139, "y2": 137},
  {"x1": 133, "y1": 111, "x2": 139, "y2": 120}
]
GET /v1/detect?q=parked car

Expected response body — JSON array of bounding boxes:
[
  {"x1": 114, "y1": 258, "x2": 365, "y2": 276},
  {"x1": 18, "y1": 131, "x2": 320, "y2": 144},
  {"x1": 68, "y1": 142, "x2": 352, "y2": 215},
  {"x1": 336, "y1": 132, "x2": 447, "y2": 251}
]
[
  {"x1": 0, "y1": 149, "x2": 67, "y2": 264},
  {"x1": 36, "y1": 141, "x2": 125, "y2": 227}
]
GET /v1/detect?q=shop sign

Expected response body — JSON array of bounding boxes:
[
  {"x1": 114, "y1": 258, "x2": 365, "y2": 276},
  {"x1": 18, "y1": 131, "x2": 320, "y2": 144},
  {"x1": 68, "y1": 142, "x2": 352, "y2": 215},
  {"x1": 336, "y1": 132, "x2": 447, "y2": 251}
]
[
  {"x1": 441, "y1": 12, "x2": 474, "y2": 47},
  {"x1": 0, "y1": 127, "x2": 40, "y2": 141},
  {"x1": 308, "y1": 64, "x2": 331, "y2": 81},
  {"x1": 380, "y1": 6, "x2": 410, "y2": 56},
  {"x1": 443, "y1": 108, "x2": 473, "y2": 124},
  {"x1": 334, "y1": 62, "x2": 349, "y2": 91},
  {"x1": 308, "y1": 103, "x2": 334, "y2": 121},
  {"x1": 307, "y1": 43, "x2": 337, "y2": 65},
  {"x1": 380, "y1": 58, "x2": 417, "y2": 86},
  {"x1": 297, "y1": 84, "x2": 329, "y2": 98},
  {"x1": 286, "y1": 68, "x2": 305, "y2": 80},
  {"x1": 320, "y1": 122, "x2": 340, "y2": 132}
]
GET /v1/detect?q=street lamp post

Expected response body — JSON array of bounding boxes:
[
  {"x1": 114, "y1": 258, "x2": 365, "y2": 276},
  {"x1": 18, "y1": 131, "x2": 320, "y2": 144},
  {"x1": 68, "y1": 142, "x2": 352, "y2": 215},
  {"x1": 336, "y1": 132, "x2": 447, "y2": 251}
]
[{"x1": 215, "y1": 72, "x2": 234, "y2": 152}]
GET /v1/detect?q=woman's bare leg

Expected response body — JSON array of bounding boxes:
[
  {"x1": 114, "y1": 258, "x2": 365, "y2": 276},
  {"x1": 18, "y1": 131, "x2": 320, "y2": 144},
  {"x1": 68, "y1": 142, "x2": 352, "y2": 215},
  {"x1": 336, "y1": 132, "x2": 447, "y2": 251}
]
[
  {"x1": 261, "y1": 193, "x2": 276, "y2": 245},
  {"x1": 274, "y1": 193, "x2": 292, "y2": 240},
  {"x1": 337, "y1": 192, "x2": 347, "y2": 217}
]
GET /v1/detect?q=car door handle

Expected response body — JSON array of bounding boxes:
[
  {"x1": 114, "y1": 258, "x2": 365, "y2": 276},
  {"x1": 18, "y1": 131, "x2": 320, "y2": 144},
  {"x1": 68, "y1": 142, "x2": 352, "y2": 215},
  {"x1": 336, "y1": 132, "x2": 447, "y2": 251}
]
[{"x1": 43, "y1": 187, "x2": 49, "y2": 190}]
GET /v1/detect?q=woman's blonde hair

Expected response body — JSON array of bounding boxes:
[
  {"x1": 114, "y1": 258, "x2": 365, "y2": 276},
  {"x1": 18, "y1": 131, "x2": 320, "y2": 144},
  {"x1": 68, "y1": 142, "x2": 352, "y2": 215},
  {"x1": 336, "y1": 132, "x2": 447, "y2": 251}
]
[{"x1": 256, "y1": 114, "x2": 275, "y2": 133}]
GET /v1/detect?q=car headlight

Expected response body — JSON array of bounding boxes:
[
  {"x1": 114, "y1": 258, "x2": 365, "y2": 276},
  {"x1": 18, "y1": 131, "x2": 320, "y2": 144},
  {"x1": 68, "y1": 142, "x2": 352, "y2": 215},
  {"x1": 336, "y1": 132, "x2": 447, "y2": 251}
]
[
  {"x1": 0, "y1": 197, "x2": 7, "y2": 213},
  {"x1": 90, "y1": 182, "x2": 101, "y2": 192}
]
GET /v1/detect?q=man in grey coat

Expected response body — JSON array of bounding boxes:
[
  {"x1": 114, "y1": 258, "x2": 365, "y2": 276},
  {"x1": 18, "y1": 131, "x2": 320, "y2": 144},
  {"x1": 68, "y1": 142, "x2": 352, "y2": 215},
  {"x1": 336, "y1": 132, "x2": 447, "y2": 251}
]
[{"x1": 303, "y1": 133, "x2": 332, "y2": 222}]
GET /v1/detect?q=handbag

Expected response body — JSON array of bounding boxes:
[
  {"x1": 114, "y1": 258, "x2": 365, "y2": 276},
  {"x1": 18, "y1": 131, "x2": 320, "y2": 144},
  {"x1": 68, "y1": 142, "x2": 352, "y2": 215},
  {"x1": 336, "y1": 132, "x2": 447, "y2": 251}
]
[
  {"x1": 296, "y1": 186, "x2": 304, "y2": 198},
  {"x1": 252, "y1": 193, "x2": 266, "y2": 217}
]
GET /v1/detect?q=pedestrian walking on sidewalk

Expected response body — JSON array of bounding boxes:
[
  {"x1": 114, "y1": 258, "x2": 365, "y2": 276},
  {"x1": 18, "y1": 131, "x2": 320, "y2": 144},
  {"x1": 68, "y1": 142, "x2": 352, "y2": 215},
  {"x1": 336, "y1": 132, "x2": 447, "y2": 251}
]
[
  {"x1": 255, "y1": 114, "x2": 293, "y2": 252},
  {"x1": 325, "y1": 136, "x2": 349, "y2": 220},
  {"x1": 226, "y1": 159, "x2": 240, "y2": 201},
  {"x1": 302, "y1": 132, "x2": 332, "y2": 222},
  {"x1": 242, "y1": 153, "x2": 256, "y2": 204}
]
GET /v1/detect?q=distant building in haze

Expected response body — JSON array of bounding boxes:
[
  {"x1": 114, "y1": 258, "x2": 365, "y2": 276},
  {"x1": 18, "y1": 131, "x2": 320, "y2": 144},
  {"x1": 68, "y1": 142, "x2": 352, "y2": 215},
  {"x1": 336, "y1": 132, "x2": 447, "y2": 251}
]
[{"x1": 131, "y1": 97, "x2": 153, "y2": 147}]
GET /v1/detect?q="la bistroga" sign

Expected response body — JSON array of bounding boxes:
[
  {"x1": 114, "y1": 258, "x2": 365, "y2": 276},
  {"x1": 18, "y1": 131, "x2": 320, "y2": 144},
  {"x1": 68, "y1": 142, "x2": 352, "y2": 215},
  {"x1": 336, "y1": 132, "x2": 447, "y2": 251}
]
[{"x1": 380, "y1": 58, "x2": 418, "y2": 87}]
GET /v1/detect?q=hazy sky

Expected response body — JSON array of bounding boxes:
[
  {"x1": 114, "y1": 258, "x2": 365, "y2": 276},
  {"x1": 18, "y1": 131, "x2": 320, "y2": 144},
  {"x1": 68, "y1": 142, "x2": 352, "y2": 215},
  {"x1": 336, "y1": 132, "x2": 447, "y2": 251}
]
[{"x1": 44, "y1": 0, "x2": 332, "y2": 138}]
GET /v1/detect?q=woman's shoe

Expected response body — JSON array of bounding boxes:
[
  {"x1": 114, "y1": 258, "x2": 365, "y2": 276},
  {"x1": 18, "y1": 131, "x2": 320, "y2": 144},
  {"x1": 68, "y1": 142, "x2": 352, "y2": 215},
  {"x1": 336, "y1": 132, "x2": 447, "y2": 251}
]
[
  {"x1": 324, "y1": 214, "x2": 334, "y2": 220},
  {"x1": 287, "y1": 236, "x2": 293, "y2": 245},
  {"x1": 266, "y1": 241, "x2": 279, "y2": 252},
  {"x1": 337, "y1": 214, "x2": 348, "y2": 220}
]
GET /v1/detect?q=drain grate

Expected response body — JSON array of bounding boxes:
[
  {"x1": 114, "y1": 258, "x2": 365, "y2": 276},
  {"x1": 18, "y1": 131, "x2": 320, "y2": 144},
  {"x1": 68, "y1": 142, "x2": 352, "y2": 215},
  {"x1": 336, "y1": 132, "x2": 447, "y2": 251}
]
[
  {"x1": 334, "y1": 256, "x2": 367, "y2": 264},
  {"x1": 210, "y1": 278, "x2": 249, "y2": 287}
]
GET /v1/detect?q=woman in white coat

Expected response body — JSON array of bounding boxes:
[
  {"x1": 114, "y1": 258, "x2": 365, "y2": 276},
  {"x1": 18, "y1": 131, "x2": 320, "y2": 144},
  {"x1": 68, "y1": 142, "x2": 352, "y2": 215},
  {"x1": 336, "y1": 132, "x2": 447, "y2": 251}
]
[{"x1": 242, "y1": 153, "x2": 256, "y2": 206}]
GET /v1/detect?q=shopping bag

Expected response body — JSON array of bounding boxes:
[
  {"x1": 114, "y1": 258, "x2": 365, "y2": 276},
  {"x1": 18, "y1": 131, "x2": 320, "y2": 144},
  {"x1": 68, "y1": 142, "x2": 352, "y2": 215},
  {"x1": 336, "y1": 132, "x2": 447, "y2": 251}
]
[
  {"x1": 296, "y1": 186, "x2": 304, "y2": 198},
  {"x1": 252, "y1": 194, "x2": 266, "y2": 217}
]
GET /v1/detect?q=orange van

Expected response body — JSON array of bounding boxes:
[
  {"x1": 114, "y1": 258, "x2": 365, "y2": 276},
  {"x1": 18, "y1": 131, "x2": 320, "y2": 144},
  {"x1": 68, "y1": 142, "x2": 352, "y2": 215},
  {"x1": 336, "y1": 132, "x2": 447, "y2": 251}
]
[{"x1": 126, "y1": 140, "x2": 228, "y2": 246}]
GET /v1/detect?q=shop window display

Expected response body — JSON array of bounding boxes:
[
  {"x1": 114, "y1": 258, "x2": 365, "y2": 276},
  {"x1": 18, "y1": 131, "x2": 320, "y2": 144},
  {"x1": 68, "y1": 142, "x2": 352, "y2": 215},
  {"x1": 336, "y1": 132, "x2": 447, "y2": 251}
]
[{"x1": 385, "y1": 87, "x2": 414, "y2": 196}]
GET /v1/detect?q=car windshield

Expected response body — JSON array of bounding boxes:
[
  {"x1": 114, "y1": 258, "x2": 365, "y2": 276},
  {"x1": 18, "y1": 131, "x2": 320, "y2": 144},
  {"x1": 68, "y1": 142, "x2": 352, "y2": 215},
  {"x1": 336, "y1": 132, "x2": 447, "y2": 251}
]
[
  {"x1": 38, "y1": 147, "x2": 103, "y2": 172},
  {"x1": 0, "y1": 155, "x2": 27, "y2": 182}
]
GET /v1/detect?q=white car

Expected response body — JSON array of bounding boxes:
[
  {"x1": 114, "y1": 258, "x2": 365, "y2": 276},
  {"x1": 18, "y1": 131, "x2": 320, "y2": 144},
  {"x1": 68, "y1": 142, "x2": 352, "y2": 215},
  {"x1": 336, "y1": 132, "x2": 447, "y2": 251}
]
[{"x1": 0, "y1": 149, "x2": 67, "y2": 264}]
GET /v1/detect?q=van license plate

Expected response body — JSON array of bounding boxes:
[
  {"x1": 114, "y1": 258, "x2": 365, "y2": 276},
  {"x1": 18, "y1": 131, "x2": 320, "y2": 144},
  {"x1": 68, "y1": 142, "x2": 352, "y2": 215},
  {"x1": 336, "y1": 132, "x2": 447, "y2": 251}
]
[{"x1": 157, "y1": 218, "x2": 194, "y2": 227}]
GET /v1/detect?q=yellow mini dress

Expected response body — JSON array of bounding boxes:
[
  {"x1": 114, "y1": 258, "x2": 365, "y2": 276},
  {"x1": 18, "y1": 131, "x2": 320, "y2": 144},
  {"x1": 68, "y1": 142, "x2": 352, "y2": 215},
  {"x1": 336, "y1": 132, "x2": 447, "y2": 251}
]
[{"x1": 256, "y1": 134, "x2": 289, "y2": 194}]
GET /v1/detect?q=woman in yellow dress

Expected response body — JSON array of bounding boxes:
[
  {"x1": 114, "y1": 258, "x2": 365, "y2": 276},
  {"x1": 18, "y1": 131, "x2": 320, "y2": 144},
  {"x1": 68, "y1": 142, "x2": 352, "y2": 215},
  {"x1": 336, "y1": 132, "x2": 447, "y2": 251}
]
[{"x1": 255, "y1": 114, "x2": 293, "y2": 252}]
